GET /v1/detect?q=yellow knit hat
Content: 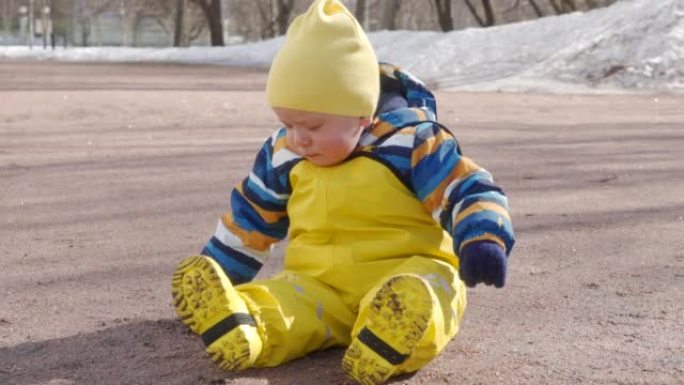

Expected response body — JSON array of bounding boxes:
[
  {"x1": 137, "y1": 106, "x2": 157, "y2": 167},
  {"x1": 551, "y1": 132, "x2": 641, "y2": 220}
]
[{"x1": 266, "y1": 0, "x2": 380, "y2": 117}]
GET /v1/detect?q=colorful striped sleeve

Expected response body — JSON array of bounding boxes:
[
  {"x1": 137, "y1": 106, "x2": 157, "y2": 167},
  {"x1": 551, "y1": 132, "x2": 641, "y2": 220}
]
[
  {"x1": 410, "y1": 123, "x2": 515, "y2": 257},
  {"x1": 202, "y1": 128, "x2": 299, "y2": 284}
]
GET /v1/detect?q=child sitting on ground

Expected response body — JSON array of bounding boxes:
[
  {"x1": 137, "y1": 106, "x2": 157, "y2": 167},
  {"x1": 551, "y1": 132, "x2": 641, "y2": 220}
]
[{"x1": 171, "y1": 0, "x2": 515, "y2": 383}]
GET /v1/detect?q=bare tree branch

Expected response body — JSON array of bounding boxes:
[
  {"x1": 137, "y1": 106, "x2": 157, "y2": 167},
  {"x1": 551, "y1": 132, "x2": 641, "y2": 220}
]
[
  {"x1": 501, "y1": 0, "x2": 522, "y2": 14},
  {"x1": 254, "y1": 0, "x2": 275, "y2": 39},
  {"x1": 548, "y1": 0, "x2": 562, "y2": 14},
  {"x1": 275, "y1": 0, "x2": 295, "y2": 36},
  {"x1": 528, "y1": 0, "x2": 545, "y2": 17},
  {"x1": 562, "y1": 0, "x2": 577, "y2": 11},
  {"x1": 481, "y1": 0, "x2": 495, "y2": 26},
  {"x1": 187, "y1": 0, "x2": 223, "y2": 45},
  {"x1": 433, "y1": 0, "x2": 454, "y2": 32},
  {"x1": 464, "y1": 0, "x2": 485, "y2": 26}
]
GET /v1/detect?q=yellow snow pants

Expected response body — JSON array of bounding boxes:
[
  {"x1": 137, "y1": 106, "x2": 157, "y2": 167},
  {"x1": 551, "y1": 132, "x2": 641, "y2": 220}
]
[{"x1": 236, "y1": 157, "x2": 467, "y2": 372}]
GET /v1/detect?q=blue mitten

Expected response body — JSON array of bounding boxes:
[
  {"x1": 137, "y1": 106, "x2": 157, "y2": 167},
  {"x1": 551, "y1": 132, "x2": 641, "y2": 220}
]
[{"x1": 459, "y1": 241, "x2": 507, "y2": 288}]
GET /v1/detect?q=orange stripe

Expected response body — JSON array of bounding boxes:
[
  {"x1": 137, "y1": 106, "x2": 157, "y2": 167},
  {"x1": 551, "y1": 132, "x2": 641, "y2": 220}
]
[
  {"x1": 454, "y1": 201, "x2": 511, "y2": 225},
  {"x1": 460, "y1": 234, "x2": 507, "y2": 253},
  {"x1": 368, "y1": 121, "x2": 394, "y2": 138},
  {"x1": 222, "y1": 215, "x2": 279, "y2": 252},
  {"x1": 235, "y1": 184, "x2": 288, "y2": 224},
  {"x1": 273, "y1": 135, "x2": 288, "y2": 153},
  {"x1": 421, "y1": 157, "x2": 481, "y2": 212},
  {"x1": 411, "y1": 129, "x2": 452, "y2": 167}
]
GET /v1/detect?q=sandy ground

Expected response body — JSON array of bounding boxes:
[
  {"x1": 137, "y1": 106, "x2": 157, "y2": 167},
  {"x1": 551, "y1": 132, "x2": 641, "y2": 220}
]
[{"x1": 1, "y1": 61, "x2": 683, "y2": 385}]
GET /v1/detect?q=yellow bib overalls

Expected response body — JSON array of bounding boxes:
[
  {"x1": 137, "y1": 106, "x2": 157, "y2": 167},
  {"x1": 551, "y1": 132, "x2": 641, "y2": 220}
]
[{"x1": 236, "y1": 156, "x2": 467, "y2": 373}]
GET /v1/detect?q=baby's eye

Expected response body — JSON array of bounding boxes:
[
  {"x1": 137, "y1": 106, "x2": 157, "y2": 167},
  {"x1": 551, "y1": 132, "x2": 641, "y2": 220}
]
[{"x1": 308, "y1": 125, "x2": 322, "y2": 132}]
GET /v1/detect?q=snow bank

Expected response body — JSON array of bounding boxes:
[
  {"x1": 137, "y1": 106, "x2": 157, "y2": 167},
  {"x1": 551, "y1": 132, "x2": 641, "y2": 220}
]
[{"x1": 1, "y1": 0, "x2": 681, "y2": 93}]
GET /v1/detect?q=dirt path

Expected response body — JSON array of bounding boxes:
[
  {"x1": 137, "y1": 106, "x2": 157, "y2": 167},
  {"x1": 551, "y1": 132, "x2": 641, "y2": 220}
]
[{"x1": 1, "y1": 61, "x2": 682, "y2": 385}]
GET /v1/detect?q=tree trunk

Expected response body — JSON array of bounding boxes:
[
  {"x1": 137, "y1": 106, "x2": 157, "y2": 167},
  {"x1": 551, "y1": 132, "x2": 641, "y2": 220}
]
[
  {"x1": 275, "y1": 0, "x2": 294, "y2": 36},
  {"x1": 255, "y1": 0, "x2": 275, "y2": 39},
  {"x1": 174, "y1": 0, "x2": 185, "y2": 46},
  {"x1": 2, "y1": 0, "x2": 13, "y2": 35},
  {"x1": 481, "y1": 0, "x2": 495, "y2": 27},
  {"x1": 193, "y1": 0, "x2": 224, "y2": 46},
  {"x1": 464, "y1": 0, "x2": 496, "y2": 27},
  {"x1": 528, "y1": 0, "x2": 544, "y2": 17},
  {"x1": 561, "y1": 0, "x2": 577, "y2": 12},
  {"x1": 463, "y1": 0, "x2": 484, "y2": 26},
  {"x1": 381, "y1": 0, "x2": 401, "y2": 30},
  {"x1": 433, "y1": 0, "x2": 453, "y2": 32},
  {"x1": 355, "y1": 0, "x2": 366, "y2": 29},
  {"x1": 120, "y1": 2, "x2": 131, "y2": 47}
]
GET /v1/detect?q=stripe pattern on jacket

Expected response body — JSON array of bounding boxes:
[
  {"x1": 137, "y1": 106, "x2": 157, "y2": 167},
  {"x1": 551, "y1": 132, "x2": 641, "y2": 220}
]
[{"x1": 202, "y1": 63, "x2": 515, "y2": 284}]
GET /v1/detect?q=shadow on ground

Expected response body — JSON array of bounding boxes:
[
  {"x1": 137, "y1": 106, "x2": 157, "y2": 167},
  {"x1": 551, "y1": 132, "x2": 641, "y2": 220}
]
[{"x1": 0, "y1": 319, "x2": 409, "y2": 385}]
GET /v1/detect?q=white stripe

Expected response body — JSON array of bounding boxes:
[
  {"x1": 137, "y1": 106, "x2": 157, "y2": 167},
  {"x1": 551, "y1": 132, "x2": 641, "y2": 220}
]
[
  {"x1": 451, "y1": 198, "x2": 466, "y2": 226},
  {"x1": 379, "y1": 132, "x2": 414, "y2": 148},
  {"x1": 431, "y1": 175, "x2": 466, "y2": 222},
  {"x1": 272, "y1": 147, "x2": 300, "y2": 168},
  {"x1": 479, "y1": 169, "x2": 494, "y2": 182},
  {"x1": 421, "y1": 107, "x2": 436, "y2": 121},
  {"x1": 359, "y1": 133, "x2": 378, "y2": 146},
  {"x1": 248, "y1": 172, "x2": 289, "y2": 201},
  {"x1": 215, "y1": 220, "x2": 244, "y2": 248},
  {"x1": 432, "y1": 207, "x2": 443, "y2": 224},
  {"x1": 449, "y1": 169, "x2": 495, "y2": 224},
  {"x1": 214, "y1": 220, "x2": 269, "y2": 263}
]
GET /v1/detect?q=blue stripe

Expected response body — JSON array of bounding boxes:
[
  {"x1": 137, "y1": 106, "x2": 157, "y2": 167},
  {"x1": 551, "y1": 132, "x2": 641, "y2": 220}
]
[
  {"x1": 381, "y1": 153, "x2": 411, "y2": 170},
  {"x1": 382, "y1": 108, "x2": 421, "y2": 127},
  {"x1": 230, "y1": 191, "x2": 289, "y2": 239},
  {"x1": 457, "y1": 192, "x2": 508, "y2": 214},
  {"x1": 445, "y1": 171, "x2": 492, "y2": 207},
  {"x1": 413, "y1": 141, "x2": 459, "y2": 200},
  {"x1": 208, "y1": 237, "x2": 263, "y2": 269},
  {"x1": 378, "y1": 144, "x2": 413, "y2": 157},
  {"x1": 453, "y1": 211, "x2": 515, "y2": 254},
  {"x1": 441, "y1": 192, "x2": 507, "y2": 234},
  {"x1": 252, "y1": 146, "x2": 279, "y2": 190},
  {"x1": 202, "y1": 242, "x2": 260, "y2": 282},
  {"x1": 242, "y1": 178, "x2": 286, "y2": 210},
  {"x1": 250, "y1": 134, "x2": 298, "y2": 196}
]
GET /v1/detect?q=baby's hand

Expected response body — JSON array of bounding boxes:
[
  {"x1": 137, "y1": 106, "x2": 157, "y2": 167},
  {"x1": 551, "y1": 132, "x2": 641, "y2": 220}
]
[{"x1": 458, "y1": 241, "x2": 507, "y2": 288}]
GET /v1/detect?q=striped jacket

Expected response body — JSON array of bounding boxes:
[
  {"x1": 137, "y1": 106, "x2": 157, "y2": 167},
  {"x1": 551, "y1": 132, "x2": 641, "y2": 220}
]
[{"x1": 203, "y1": 63, "x2": 515, "y2": 284}]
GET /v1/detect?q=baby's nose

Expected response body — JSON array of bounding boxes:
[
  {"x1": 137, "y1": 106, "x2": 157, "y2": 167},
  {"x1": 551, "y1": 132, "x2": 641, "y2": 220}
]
[{"x1": 293, "y1": 130, "x2": 311, "y2": 147}]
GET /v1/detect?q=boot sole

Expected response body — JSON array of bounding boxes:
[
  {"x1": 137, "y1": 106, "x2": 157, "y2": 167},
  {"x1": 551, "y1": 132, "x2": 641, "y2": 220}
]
[
  {"x1": 342, "y1": 275, "x2": 433, "y2": 385},
  {"x1": 171, "y1": 255, "x2": 262, "y2": 370}
]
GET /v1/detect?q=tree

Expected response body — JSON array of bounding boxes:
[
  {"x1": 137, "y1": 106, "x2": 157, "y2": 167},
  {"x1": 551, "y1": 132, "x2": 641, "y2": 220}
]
[
  {"x1": 355, "y1": 0, "x2": 366, "y2": 29},
  {"x1": 2, "y1": 0, "x2": 15, "y2": 35},
  {"x1": 464, "y1": 0, "x2": 495, "y2": 27},
  {"x1": 433, "y1": 0, "x2": 453, "y2": 32},
  {"x1": 274, "y1": 0, "x2": 295, "y2": 36},
  {"x1": 528, "y1": 0, "x2": 545, "y2": 17},
  {"x1": 174, "y1": 0, "x2": 185, "y2": 46},
  {"x1": 188, "y1": 0, "x2": 223, "y2": 46},
  {"x1": 380, "y1": 0, "x2": 401, "y2": 30},
  {"x1": 548, "y1": 0, "x2": 576, "y2": 14}
]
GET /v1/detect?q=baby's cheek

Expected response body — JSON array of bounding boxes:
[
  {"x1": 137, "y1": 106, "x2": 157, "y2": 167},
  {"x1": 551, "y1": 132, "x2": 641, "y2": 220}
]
[{"x1": 284, "y1": 133, "x2": 300, "y2": 154}]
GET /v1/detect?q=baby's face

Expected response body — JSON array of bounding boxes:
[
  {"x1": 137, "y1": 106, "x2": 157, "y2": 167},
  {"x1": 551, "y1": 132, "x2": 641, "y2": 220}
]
[{"x1": 273, "y1": 107, "x2": 371, "y2": 167}]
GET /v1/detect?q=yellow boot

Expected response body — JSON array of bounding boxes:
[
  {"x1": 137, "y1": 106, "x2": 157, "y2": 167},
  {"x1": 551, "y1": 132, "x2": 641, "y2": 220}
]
[
  {"x1": 342, "y1": 275, "x2": 433, "y2": 385},
  {"x1": 171, "y1": 255, "x2": 262, "y2": 370}
]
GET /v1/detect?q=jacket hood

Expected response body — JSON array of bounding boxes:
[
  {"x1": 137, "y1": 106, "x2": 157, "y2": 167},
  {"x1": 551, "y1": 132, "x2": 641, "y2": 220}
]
[{"x1": 376, "y1": 63, "x2": 437, "y2": 120}]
